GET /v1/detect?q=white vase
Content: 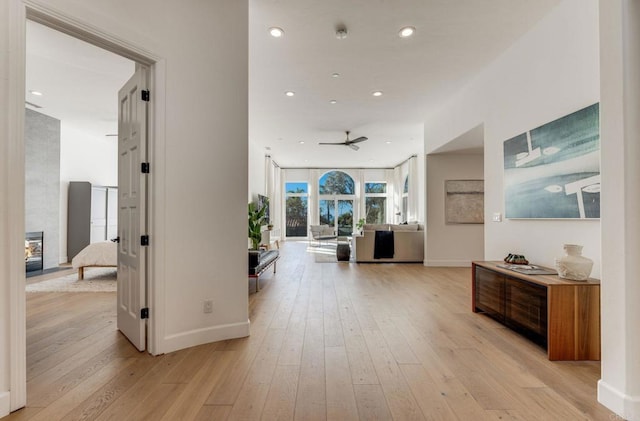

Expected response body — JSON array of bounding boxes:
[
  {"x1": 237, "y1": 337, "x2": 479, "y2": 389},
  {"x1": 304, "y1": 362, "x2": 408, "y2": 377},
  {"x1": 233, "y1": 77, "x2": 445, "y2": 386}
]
[{"x1": 555, "y1": 244, "x2": 593, "y2": 281}]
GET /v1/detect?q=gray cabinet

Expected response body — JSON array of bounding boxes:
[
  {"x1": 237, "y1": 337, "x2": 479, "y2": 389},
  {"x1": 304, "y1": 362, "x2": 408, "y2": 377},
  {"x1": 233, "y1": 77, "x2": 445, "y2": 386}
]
[{"x1": 67, "y1": 182, "x2": 117, "y2": 260}]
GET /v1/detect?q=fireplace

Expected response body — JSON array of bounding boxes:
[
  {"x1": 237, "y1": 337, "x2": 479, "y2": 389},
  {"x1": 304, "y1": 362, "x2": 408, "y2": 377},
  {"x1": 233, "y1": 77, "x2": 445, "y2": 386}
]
[{"x1": 25, "y1": 231, "x2": 43, "y2": 273}]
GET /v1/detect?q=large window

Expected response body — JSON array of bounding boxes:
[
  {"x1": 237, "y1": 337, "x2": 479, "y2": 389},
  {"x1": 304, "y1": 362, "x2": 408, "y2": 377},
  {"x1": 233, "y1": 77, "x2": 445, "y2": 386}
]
[
  {"x1": 285, "y1": 182, "x2": 308, "y2": 237},
  {"x1": 319, "y1": 171, "x2": 354, "y2": 236},
  {"x1": 365, "y1": 182, "x2": 386, "y2": 224},
  {"x1": 319, "y1": 171, "x2": 355, "y2": 195}
]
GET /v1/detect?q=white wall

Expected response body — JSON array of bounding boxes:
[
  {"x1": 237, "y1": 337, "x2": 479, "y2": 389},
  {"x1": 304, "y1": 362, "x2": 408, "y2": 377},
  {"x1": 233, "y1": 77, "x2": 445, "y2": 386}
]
[
  {"x1": 597, "y1": 1, "x2": 640, "y2": 418},
  {"x1": 1, "y1": 0, "x2": 26, "y2": 412},
  {"x1": 423, "y1": 0, "x2": 601, "y2": 277},
  {"x1": 1, "y1": 0, "x2": 249, "y2": 413},
  {"x1": 248, "y1": 139, "x2": 266, "y2": 201},
  {"x1": 59, "y1": 122, "x2": 117, "y2": 263},
  {"x1": 0, "y1": 0, "x2": 14, "y2": 411},
  {"x1": 426, "y1": 153, "x2": 484, "y2": 266}
]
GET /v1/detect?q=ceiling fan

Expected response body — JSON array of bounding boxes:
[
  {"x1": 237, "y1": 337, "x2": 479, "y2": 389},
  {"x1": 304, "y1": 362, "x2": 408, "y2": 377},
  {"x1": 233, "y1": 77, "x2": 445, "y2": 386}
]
[{"x1": 318, "y1": 131, "x2": 368, "y2": 151}]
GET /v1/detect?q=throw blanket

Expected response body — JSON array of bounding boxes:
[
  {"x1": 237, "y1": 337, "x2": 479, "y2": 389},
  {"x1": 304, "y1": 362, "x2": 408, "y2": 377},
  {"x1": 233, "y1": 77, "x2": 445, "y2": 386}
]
[{"x1": 374, "y1": 230, "x2": 394, "y2": 259}]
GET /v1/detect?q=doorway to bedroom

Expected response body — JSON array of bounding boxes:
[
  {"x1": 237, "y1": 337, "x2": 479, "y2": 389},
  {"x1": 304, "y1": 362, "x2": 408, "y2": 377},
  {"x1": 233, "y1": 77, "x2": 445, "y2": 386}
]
[
  {"x1": 24, "y1": 19, "x2": 132, "y2": 282},
  {"x1": 22, "y1": 18, "x2": 138, "y2": 404}
]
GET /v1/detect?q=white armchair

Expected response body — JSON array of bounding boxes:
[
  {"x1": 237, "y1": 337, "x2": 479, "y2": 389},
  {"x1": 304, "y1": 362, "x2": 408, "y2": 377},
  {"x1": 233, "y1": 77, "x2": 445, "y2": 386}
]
[{"x1": 309, "y1": 225, "x2": 336, "y2": 246}]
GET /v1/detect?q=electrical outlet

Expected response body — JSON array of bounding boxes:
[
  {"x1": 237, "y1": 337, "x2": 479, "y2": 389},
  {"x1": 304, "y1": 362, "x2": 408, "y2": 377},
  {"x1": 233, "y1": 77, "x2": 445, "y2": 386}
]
[
  {"x1": 203, "y1": 300, "x2": 213, "y2": 313},
  {"x1": 492, "y1": 212, "x2": 502, "y2": 222}
]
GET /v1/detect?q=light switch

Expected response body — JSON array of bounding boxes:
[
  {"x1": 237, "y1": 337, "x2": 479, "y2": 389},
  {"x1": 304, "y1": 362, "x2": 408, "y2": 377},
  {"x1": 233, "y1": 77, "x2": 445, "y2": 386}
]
[{"x1": 492, "y1": 212, "x2": 502, "y2": 222}]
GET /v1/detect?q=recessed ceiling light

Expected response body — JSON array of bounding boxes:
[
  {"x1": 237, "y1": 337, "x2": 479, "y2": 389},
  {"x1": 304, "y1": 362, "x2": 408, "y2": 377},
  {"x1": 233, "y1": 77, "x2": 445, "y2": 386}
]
[
  {"x1": 399, "y1": 26, "x2": 416, "y2": 38},
  {"x1": 331, "y1": 72, "x2": 340, "y2": 78},
  {"x1": 335, "y1": 26, "x2": 348, "y2": 40},
  {"x1": 330, "y1": 100, "x2": 337, "y2": 104},
  {"x1": 299, "y1": 141, "x2": 305, "y2": 144},
  {"x1": 372, "y1": 91, "x2": 383, "y2": 97},
  {"x1": 385, "y1": 141, "x2": 392, "y2": 144},
  {"x1": 29, "y1": 90, "x2": 43, "y2": 96},
  {"x1": 269, "y1": 27, "x2": 284, "y2": 38},
  {"x1": 285, "y1": 91, "x2": 295, "y2": 97}
]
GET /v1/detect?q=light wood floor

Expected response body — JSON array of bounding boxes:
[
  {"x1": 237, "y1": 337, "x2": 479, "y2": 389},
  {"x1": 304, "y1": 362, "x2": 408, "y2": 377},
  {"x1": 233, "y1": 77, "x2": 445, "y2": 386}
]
[{"x1": 7, "y1": 241, "x2": 614, "y2": 420}]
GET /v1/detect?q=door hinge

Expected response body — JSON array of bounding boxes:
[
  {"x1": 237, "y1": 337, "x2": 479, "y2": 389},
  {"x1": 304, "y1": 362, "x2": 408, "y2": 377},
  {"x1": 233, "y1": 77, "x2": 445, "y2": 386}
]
[
  {"x1": 141, "y1": 308, "x2": 149, "y2": 319},
  {"x1": 141, "y1": 162, "x2": 150, "y2": 174},
  {"x1": 141, "y1": 90, "x2": 150, "y2": 102},
  {"x1": 141, "y1": 235, "x2": 149, "y2": 246}
]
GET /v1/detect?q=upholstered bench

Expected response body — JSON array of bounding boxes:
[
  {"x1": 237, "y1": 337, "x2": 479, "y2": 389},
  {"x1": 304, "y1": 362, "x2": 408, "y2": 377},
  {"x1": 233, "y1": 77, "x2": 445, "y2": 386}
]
[{"x1": 248, "y1": 249, "x2": 280, "y2": 292}]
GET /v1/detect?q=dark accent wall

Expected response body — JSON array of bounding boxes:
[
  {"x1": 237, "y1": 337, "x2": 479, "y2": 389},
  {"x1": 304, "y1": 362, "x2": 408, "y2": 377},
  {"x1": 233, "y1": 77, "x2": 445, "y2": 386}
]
[{"x1": 25, "y1": 108, "x2": 60, "y2": 269}]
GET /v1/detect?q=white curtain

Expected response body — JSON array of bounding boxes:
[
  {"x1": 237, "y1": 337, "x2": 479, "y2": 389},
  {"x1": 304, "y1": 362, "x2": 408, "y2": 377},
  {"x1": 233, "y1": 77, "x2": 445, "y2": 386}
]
[
  {"x1": 392, "y1": 165, "x2": 403, "y2": 224},
  {"x1": 385, "y1": 169, "x2": 395, "y2": 224},
  {"x1": 407, "y1": 155, "x2": 419, "y2": 223},
  {"x1": 309, "y1": 169, "x2": 320, "y2": 225},
  {"x1": 264, "y1": 156, "x2": 282, "y2": 229},
  {"x1": 273, "y1": 166, "x2": 282, "y2": 231}
]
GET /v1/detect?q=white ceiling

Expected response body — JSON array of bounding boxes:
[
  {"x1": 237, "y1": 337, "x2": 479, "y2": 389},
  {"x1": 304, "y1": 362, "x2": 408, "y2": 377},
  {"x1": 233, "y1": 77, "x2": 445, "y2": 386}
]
[
  {"x1": 26, "y1": 1, "x2": 562, "y2": 168},
  {"x1": 249, "y1": 0, "x2": 561, "y2": 167},
  {"x1": 25, "y1": 21, "x2": 134, "y2": 139}
]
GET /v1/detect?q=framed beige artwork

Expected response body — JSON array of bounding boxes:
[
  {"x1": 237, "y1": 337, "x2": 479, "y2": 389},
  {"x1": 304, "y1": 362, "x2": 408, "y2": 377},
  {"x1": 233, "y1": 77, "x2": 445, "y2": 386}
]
[{"x1": 445, "y1": 180, "x2": 484, "y2": 224}]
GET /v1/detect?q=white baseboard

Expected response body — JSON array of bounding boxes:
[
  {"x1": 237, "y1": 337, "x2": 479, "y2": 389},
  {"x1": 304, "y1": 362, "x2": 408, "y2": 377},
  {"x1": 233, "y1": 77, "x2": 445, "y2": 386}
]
[
  {"x1": 424, "y1": 259, "x2": 472, "y2": 267},
  {"x1": 0, "y1": 391, "x2": 10, "y2": 418},
  {"x1": 598, "y1": 379, "x2": 640, "y2": 420},
  {"x1": 160, "y1": 320, "x2": 250, "y2": 354}
]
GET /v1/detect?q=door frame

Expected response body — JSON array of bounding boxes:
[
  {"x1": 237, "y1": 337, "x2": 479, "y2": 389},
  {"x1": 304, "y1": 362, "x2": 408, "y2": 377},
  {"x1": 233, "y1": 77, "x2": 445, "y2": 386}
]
[{"x1": 7, "y1": 1, "x2": 166, "y2": 411}]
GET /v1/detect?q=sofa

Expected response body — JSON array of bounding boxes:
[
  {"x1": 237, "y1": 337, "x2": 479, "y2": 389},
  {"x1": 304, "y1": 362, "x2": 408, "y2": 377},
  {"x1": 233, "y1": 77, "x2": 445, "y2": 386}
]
[{"x1": 355, "y1": 223, "x2": 424, "y2": 263}]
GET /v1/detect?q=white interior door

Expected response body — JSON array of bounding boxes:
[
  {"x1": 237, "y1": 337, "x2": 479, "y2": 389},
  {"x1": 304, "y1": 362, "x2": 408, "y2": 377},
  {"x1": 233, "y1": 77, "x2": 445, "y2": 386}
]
[{"x1": 117, "y1": 66, "x2": 148, "y2": 351}]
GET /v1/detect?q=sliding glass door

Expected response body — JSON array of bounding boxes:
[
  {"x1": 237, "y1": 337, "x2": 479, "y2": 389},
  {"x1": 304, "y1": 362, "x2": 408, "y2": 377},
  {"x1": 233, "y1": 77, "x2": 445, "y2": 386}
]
[{"x1": 337, "y1": 200, "x2": 353, "y2": 236}]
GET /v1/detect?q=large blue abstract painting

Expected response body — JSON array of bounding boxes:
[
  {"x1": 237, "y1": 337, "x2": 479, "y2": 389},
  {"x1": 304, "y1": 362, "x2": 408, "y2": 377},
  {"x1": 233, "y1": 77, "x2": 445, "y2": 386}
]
[{"x1": 503, "y1": 103, "x2": 600, "y2": 219}]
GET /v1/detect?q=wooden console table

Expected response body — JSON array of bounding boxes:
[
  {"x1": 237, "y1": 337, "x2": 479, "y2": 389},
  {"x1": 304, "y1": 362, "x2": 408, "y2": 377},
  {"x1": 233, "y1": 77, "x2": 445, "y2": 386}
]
[{"x1": 472, "y1": 261, "x2": 600, "y2": 361}]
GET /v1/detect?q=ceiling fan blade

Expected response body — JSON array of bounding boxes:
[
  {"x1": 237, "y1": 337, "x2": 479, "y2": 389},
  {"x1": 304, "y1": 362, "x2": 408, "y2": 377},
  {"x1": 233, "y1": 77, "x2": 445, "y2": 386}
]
[
  {"x1": 348, "y1": 144, "x2": 360, "y2": 151},
  {"x1": 318, "y1": 142, "x2": 346, "y2": 146},
  {"x1": 348, "y1": 136, "x2": 368, "y2": 144}
]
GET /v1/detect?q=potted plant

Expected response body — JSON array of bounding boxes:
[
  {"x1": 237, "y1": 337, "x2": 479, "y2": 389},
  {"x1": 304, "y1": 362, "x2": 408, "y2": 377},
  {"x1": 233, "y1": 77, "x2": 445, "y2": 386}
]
[
  {"x1": 356, "y1": 218, "x2": 365, "y2": 235},
  {"x1": 248, "y1": 202, "x2": 267, "y2": 250}
]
